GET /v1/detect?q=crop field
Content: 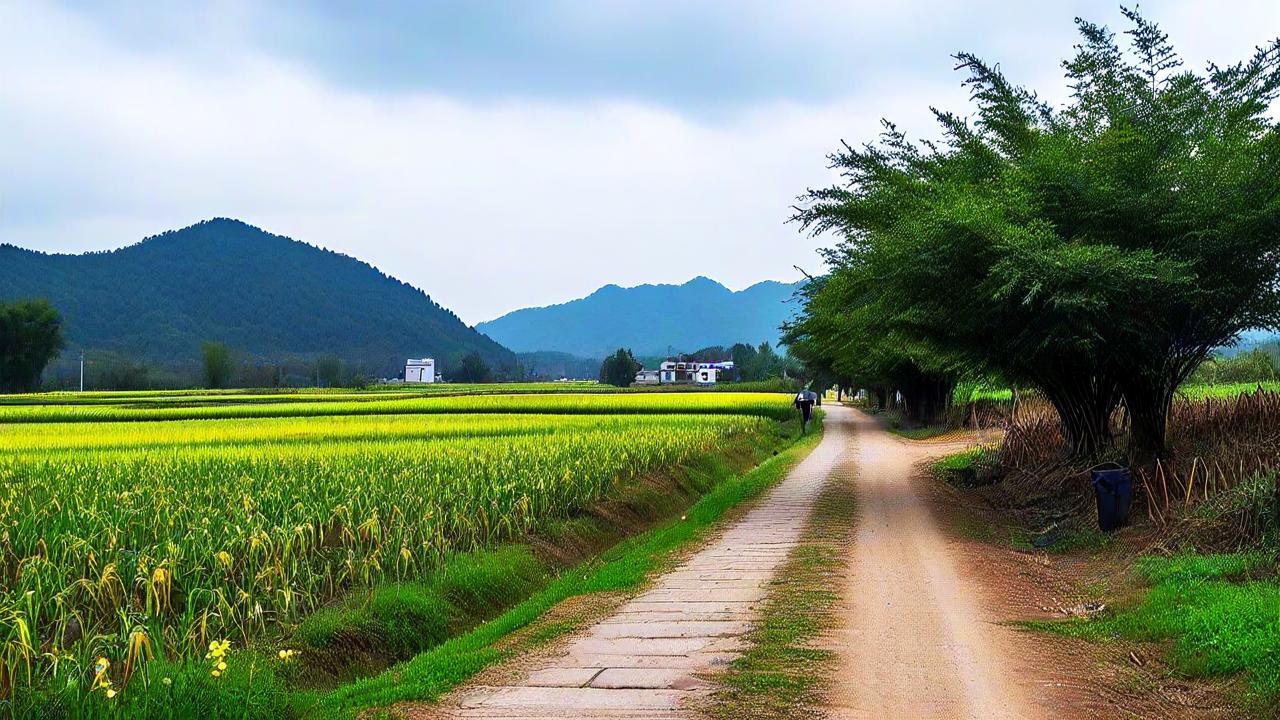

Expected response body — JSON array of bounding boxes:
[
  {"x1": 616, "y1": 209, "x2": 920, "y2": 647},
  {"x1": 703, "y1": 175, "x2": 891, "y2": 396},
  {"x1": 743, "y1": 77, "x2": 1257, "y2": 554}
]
[
  {"x1": 0, "y1": 391, "x2": 794, "y2": 708},
  {"x1": 0, "y1": 390, "x2": 795, "y2": 424}
]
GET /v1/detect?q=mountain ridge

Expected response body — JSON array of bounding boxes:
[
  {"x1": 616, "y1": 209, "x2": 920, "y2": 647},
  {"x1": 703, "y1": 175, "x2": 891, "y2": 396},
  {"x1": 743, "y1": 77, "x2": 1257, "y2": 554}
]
[
  {"x1": 0, "y1": 218, "x2": 515, "y2": 375},
  {"x1": 477, "y1": 276, "x2": 802, "y2": 358}
]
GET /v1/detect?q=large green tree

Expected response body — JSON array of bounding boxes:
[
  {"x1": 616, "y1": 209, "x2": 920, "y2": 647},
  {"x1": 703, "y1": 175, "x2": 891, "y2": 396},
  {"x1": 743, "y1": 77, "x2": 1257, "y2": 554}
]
[
  {"x1": 201, "y1": 341, "x2": 234, "y2": 389},
  {"x1": 795, "y1": 9, "x2": 1280, "y2": 460},
  {"x1": 454, "y1": 351, "x2": 492, "y2": 383},
  {"x1": 783, "y1": 267, "x2": 959, "y2": 425},
  {"x1": 0, "y1": 299, "x2": 65, "y2": 392},
  {"x1": 599, "y1": 348, "x2": 641, "y2": 387}
]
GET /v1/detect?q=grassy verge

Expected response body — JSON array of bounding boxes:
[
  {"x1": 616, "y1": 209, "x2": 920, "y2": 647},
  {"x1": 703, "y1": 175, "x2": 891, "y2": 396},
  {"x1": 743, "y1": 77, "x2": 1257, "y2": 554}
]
[
  {"x1": 302, "y1": 421, "x2": 826, "y2": 718},
  {"x1": 701, "y1": 451, "x2": 856, "y2": 719},
  {"x1": 1022, "y1": 551, "x2": 1280, "y2": 713}
]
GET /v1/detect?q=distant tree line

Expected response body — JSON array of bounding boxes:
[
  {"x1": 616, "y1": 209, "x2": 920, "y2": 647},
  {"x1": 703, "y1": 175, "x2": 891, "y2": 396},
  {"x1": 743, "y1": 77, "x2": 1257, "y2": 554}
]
[
  {"x1": 784, "y1": 9, "x2": 1280, "y2": 462},
  {"x1": 599, "y1": 341, "x2": 802, "y2": 387}
]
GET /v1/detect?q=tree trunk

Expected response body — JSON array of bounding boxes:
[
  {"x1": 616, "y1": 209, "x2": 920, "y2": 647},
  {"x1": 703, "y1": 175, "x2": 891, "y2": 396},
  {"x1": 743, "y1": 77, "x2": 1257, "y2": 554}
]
[
  {"x1": 1037, "y1": 372, "x2": 1122, "y2": 458},
  {"x1": 901, "y1": 375, "x2": 956, "y2": 427},
  {"x1": 1123, "y1": 380, "x2": 1175, "y2": 464},
  {"x1": 872, "y1": 387, "x2": 887, "y2": 411}
]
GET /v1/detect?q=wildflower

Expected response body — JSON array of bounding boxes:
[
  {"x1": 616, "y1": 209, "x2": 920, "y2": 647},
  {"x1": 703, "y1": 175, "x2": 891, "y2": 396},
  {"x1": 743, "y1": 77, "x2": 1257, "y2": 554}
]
[
  {"x1": 105, "y1": 688, "x2": 117, "y2": 698},
  {"x1": 206, "y1": 638, "x2": 231, "y2": 677},
  {"x1": 162, "y1": 677, "x2": 172, "y2": 686},
  {"x1": 278, "y1": 649, "x2": 297, "y2": 661}
]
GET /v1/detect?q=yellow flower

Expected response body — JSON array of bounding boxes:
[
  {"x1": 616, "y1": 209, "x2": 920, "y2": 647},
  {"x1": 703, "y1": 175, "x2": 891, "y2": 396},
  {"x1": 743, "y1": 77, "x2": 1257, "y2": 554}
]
[
  {"x1": 216, "y1": 661, "x2": 227, "y2": 671},
  {"x1": 94, "y1": 657, "x2": 109, "y2": 674},
  {"x1": 211, "y1": 669, "x2": 222, "y2": 678},
  {"x1": 105, "y1": 688, "x2": 117, "y2": 699},
  {"x1": 278, "y1": 649, "x2": 297, "y2": 661}
]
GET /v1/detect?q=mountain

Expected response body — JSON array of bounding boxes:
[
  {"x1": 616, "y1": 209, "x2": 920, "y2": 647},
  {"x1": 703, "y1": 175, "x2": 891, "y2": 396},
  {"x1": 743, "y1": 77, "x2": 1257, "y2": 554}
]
[
  {"x1": 477, "y1": 277, "x2": 802, "y2": 358},
  {"x1": 0, "y1": 218, "x2": 514, "y2": 375}
]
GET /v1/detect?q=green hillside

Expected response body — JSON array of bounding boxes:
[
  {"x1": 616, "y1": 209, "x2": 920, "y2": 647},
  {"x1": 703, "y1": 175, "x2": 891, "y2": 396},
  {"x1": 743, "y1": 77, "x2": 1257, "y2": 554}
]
[{"x1": 0, "y1": 219, "x2": 514, "y2": 377}]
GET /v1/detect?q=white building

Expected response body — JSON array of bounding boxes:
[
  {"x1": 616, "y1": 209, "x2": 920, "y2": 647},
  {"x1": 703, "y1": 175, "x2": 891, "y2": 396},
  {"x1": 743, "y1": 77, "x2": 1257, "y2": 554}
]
[
  {"x1": 404, "y1": 358, "x2": 436, "y2": 383},
  {"x1": 652, "y1": 360, "x2": 734, "y2": 385},
  {"x1": 634, "y1": 369, "x2": 661, "y2": 385}
]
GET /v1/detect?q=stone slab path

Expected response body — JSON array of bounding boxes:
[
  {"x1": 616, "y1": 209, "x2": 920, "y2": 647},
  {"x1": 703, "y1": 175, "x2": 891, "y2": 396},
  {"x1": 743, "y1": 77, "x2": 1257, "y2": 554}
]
[{"x1": 433, "y1": 405, "x2": 854, "y2": 719}]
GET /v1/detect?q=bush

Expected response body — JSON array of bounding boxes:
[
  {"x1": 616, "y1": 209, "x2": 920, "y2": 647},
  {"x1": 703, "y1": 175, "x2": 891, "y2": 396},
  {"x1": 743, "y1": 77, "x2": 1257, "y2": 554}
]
[{"x1": 1190, "y1": 349, "x2": 1278, "y2": 386}]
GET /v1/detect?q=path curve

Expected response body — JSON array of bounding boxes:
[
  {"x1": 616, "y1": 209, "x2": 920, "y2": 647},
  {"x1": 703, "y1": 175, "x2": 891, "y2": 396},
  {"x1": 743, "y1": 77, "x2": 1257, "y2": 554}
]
[
  {"x1": 426, "y1": 405, "x2": 857, "y2": 719},
  {"x1": 826, "y1": 408, "x2": 1048, "y2": 720}
]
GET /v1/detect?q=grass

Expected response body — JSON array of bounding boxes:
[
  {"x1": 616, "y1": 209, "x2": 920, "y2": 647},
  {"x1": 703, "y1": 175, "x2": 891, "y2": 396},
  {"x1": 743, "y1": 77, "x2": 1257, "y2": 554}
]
[
  {"x1": 1024, "y1": 551, "x2": 1280, "y2": 712},
  {"x1": 931, "y1": 447, "x2": 987, "y2": 475},
  {"x1": 303, "y1": 422, "x2": 825, "y2": 719},
  {"x1": 1178, "y1": 381, "x2": 1280, "y2": 401},
  {"x1": 704, "y1": 452, "x2": 856, "y2": 719}
]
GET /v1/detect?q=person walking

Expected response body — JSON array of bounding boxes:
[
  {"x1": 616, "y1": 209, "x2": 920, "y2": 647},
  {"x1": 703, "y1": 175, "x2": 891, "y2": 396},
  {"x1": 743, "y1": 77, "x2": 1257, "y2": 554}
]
[{"x1": 794, "y1": 387, "x2": 818, "y2": 434}]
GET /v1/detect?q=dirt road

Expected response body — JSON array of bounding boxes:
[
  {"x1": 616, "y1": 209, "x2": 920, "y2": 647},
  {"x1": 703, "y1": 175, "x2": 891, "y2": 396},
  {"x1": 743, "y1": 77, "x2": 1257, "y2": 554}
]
[{"x1": 826, "y1": 409, "x2": 1049, "y2": 720}]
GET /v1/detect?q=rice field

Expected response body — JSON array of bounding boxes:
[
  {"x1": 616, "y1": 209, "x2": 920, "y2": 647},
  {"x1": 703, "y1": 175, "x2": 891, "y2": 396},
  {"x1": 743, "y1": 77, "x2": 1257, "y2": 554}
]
[{"x1": 0, "y1": 390, "x2": 794, "y2": 704}]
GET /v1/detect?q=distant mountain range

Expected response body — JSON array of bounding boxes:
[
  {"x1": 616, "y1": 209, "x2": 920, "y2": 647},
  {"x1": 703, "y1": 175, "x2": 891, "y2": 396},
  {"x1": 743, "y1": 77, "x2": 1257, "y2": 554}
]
[
  {"x1": 477, "y1": 277, "x2": 803, "y2": 358},
  {"x1": 0, "y1": 218, "x2": 514, "y2": 375}
]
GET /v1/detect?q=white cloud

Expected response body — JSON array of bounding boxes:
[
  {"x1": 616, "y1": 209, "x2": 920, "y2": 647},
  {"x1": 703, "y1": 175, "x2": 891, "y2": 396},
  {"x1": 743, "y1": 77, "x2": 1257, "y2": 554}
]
[{"x1": 2, "y1": 1, "x2": 1278, "y2": 322}]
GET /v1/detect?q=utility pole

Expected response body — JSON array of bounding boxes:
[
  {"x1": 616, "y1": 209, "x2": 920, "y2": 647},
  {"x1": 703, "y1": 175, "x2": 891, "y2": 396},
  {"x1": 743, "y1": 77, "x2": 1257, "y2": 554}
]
[{"x1": 79, "y1": 351, "x2": 85, "y2": 392}]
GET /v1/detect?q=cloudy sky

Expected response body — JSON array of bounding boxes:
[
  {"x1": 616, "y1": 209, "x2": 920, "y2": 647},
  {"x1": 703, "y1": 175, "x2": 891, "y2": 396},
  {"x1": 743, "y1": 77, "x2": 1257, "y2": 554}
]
[{"x1": 3, "y1": 1, "x2": 1278, "y2": 323}]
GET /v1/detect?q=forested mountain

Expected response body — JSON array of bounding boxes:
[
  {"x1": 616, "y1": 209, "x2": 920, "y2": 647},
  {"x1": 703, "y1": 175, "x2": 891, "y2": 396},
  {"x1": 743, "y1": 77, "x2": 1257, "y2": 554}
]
[
  {"x1": 0, "y1": 219, "x2": 514, "y2": 376},
  {"x1": 477, "y1": 276, "x2": 801, "y2": 357}
]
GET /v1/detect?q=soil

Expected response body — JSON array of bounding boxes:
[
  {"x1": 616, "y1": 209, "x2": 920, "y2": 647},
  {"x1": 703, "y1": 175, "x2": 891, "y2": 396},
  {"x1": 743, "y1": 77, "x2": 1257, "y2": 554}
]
[{"x1": 838, "y1": 408, "x2": 1241, "y2": 720}]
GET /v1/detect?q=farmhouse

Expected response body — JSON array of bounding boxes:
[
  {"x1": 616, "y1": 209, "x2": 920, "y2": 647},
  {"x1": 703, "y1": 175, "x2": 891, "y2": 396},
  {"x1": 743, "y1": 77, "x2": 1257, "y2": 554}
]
[
  {"x1": 404, "y1": 358, "x2": 436, "y2": 383},
  {"x1": 637, "y1": 360, "x2": 734, "y2": 386}
]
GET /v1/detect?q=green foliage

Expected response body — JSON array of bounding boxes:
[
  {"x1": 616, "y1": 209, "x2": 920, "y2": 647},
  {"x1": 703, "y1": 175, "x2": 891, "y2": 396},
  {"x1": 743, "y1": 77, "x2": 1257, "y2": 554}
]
[
  {"x1": 729, "y1": 341, "x2": 800, "y2": 382},
  {"x1": 200, "y1": 341, "x2": 234, "y2": 389},
  {"x1": 598, "y1": 348, "x2": 640, "y2": 387},
  {"x1": 783, "y1": 270, "x2": 959, "y2": 426},
  {"x1": 15, "y1": 652, "x2": 291, "y2": 720},
  {"x1": 295, "y1": 545, "x2": 550, "y2": 660},
  {"x1": 1190, "y1": 349, "x2": 1279, "y2": 386},
  {"x1": 0, "y1": 218, "x2": 515, "y2": 377},
  {"x1": 791, "y1": 9, "x2": 1280, "y2": 459},
  {"x1": 452, "y1": 351, "x2": 491, "y2": 383},
  {"x1": 316, "y1": 355, "x2": 343, "y2": 388},
  {"x1": 0, "y1": 298, "x2": 64, "y2": 392}
]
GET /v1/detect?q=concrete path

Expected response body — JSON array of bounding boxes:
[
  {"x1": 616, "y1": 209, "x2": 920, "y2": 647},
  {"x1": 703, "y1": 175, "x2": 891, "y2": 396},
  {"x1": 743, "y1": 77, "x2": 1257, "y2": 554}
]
[{"x1": 434, "y1": 405, "x2": 855, "y2": 719}]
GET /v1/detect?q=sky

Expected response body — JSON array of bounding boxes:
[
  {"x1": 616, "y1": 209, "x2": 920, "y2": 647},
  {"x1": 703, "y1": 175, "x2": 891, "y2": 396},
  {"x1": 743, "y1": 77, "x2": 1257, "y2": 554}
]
[{"x1": 3, "y1": 2, "x2": 1279, "y2": 323}]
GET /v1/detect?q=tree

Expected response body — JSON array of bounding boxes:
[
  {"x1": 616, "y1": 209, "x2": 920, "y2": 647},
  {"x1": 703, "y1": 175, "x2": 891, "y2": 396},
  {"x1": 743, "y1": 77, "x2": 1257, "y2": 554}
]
[
  {"x1": 317, "y1": 354, "x2": 343, "y2": 388},
  {"x1": 0, "y1": 299, "x2": 65, "y2": 392},
  {"x1": 455, "y1": 351, "x2": 491, "y2": 383},
  {"x1": 599, "y1": 348, "x2": 641, "y2": 387},
  {"x1": 794, "y1": 9, "x2": 1280, "y2": 459},
  {"x1": 201, "y1": 342, "x2": 234, "y2": 389},
  {"x1": 783, "y1": 269, "x2": 959, "y2": 426}
]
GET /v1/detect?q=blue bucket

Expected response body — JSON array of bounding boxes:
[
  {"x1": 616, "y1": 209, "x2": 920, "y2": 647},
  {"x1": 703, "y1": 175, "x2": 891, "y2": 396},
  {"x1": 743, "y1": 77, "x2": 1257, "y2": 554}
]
[{"x1": 1091, "y1": 466, "x2": 1132, "y2": 532}]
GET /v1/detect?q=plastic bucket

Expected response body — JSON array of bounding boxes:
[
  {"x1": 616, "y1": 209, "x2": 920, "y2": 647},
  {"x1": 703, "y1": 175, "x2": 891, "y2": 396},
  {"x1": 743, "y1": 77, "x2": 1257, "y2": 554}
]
[{"x1": 1091, "y1": 467, "x2": 1132, "y2": 532}]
